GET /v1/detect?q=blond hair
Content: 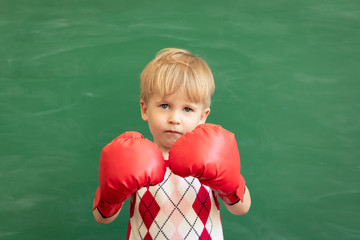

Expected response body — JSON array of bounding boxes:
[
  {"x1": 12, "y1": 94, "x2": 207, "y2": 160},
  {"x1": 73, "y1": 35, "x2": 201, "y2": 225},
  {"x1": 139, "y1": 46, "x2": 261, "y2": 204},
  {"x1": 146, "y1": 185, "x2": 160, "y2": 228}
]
[{"x1": 140, "y1": 48, "x2": 215, "y2": 108}]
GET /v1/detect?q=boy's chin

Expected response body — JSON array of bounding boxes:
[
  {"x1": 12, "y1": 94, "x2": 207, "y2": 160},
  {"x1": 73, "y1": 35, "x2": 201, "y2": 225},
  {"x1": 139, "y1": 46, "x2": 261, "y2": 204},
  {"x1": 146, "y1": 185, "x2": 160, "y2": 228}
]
[
  {"x1": 155, "y1": 135, "x2": 182, "y2": 152},
  {"x1": 165, "y1": 133, "x2": 182, "y2": 143},
  {"x1": 165, "y1": 139, "x2": 179, "y2": 150}
]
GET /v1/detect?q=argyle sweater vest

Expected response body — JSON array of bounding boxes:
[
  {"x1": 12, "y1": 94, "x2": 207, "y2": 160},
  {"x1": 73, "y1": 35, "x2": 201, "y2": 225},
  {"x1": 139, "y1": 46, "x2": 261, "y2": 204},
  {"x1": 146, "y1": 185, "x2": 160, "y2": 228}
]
[{"x1": 126, "y1": 166, "x2": 224, "y2": 240}]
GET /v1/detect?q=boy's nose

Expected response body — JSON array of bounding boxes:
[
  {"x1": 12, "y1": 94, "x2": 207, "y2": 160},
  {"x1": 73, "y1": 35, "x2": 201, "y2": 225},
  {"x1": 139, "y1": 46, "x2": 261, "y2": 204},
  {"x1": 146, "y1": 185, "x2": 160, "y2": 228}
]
[{"x1": 168, "y1": 111, "x2": 180, "y2": 125}]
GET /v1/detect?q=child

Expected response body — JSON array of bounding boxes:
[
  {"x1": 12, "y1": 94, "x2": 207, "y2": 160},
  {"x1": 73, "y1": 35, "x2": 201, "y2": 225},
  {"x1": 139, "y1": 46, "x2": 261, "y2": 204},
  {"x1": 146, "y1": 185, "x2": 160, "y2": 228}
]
[{"x1": 93, "y1": 48, "x2": 251, "y2": 239}]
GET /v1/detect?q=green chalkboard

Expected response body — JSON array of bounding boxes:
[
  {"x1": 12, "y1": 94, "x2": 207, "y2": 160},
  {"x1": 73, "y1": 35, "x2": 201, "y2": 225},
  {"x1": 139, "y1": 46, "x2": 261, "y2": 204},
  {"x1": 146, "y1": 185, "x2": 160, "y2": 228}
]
[{"x1": 1, "y1": 0, "x2": 359, "y2": 239}]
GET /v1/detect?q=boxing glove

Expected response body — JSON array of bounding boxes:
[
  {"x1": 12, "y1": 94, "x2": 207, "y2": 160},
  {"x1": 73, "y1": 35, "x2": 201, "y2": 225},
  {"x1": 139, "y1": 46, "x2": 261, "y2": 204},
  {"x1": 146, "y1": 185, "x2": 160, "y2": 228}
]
[
  {"x1": 168, "y1": 123, "x2": 245, "y2": 205},
  {"x1": 93, "y1": 132, "x2": 166, "y2": 217}
]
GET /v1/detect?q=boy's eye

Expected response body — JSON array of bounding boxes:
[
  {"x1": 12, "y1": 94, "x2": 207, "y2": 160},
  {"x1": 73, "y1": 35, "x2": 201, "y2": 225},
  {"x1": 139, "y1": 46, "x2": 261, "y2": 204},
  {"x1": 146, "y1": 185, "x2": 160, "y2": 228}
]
[
  {"x1": 184, "y1": 107, "x2": 193, "y2": 112},
  {"x1": 160, "y1": 104, "x2": 169, "y2": 109}
]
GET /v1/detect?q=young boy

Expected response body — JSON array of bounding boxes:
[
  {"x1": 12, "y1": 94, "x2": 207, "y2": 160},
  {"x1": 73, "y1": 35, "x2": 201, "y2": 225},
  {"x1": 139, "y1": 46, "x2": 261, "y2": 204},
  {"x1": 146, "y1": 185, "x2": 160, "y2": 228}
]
[{"x1": 93, "y1": 48, "x2": 251, "y2": 239}]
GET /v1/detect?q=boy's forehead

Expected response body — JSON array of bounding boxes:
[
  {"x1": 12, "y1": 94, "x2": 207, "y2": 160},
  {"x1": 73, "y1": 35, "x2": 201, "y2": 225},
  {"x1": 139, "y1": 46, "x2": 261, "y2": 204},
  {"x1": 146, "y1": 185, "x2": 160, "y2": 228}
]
[
  {"x1": 153, "y1": 90, "x2": 189, "y2": 101},
  {"x1": 151, "y1": 90, "x2": 201, "y2": 105}
]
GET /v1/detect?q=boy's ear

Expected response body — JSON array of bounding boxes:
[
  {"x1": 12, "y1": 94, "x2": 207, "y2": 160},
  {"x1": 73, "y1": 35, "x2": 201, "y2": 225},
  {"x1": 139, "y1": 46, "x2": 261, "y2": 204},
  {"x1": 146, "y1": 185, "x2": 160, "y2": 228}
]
[
  {"x1": 200, "y1": 107, "x2": 211, "y2": 124},
  {"x1": 140, "y1": 99, "x2": 148, "y2": 121}
]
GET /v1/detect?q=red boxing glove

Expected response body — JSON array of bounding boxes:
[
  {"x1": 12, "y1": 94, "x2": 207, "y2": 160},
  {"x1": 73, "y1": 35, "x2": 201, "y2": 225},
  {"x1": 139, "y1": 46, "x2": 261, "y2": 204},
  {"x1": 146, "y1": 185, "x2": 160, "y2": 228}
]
[
  {"x1": 168, "y1": 124, "x2": 245, "y2": 205},
  {"x1": 93, "y1": 132, "x2": 165, "y2": 217}
]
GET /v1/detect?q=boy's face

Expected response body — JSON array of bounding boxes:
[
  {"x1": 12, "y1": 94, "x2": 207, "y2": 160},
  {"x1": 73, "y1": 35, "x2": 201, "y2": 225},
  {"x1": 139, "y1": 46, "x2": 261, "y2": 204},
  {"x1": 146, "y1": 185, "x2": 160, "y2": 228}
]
[{"x1": 140, "y1": 91, "x2": 210, "y2": 155}]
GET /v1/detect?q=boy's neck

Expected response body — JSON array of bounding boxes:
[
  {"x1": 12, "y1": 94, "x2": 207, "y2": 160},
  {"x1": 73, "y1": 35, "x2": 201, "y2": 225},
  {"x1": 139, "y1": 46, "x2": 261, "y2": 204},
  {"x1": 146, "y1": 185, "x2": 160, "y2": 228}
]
[{"x1": 162, "y1": 152, "x2": 169, "y2": 160}]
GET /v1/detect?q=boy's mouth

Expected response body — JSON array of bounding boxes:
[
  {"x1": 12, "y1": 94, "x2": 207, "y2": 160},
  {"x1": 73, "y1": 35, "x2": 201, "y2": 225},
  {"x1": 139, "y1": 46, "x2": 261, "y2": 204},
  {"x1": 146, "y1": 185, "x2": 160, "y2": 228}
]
[{"x1": 165, "y1": 130, "x2": 182, "y2": 135}]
